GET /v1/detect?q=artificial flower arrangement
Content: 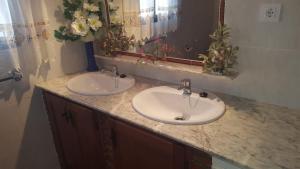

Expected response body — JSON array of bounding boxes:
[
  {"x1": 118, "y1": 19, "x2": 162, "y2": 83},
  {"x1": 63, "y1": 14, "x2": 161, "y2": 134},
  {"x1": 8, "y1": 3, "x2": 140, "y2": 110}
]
[
  {"x1": 54, "y1": 0, "x2": 107, "y2": 71},
  {"x1": 54, "y1": 0, "x2": 106, "y2": 42},
  {"x1": 199, "y1": 24, "x2": 239, "y2": 76}
]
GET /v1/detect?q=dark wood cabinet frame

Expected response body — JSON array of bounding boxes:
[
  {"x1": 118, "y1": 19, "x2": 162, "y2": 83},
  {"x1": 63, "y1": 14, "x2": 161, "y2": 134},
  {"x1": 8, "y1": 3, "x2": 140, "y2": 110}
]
[
  {"x1": 43, "y1": 91, "x2": 213, "y2": 169},
  {"x1": 102, "y1": 0, "x2": 225, "y2": 66}
]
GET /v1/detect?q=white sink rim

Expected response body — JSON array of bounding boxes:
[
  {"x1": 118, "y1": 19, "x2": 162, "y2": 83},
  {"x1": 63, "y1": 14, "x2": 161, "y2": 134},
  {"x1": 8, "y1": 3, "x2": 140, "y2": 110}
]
[
  {"x1": 132, "y1": 86, "x2": 226, "y2": 125},
  {"x1": 67, "y1": 72, "x2": 135, "y2": 96}
]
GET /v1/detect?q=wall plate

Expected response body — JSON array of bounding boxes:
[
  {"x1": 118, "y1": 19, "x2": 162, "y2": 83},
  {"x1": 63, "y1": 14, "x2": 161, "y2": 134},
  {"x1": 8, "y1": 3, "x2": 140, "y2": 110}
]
[{"x1": 259, "y1": 3, "x2": 282, "y2": 22}]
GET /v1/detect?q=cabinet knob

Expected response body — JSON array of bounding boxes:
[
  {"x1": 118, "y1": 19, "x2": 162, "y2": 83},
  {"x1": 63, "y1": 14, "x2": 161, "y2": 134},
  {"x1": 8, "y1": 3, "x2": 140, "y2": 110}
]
[{"x1": 62, "y1": 112, "x2": 74, "y2": 126}]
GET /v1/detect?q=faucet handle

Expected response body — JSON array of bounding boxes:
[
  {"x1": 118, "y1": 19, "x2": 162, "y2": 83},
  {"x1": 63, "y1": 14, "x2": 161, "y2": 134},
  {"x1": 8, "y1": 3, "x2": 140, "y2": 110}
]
[
  {"x1": 178, "y1": 79, "x2": 192, "y2": 96},
  {"x1": 102, "y1": 65, "x2": 119, "y2": 76},
  {"x1": 178, "y1": 79, "x2": 191, "y2": 90},
  {"x1": 180, "y1": 79, "x2": 191, "y2": 87}
]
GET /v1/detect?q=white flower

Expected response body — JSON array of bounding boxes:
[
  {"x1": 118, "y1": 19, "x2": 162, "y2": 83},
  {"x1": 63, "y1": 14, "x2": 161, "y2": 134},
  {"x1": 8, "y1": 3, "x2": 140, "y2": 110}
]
[
  {"x1": 83, "y1": 3, "x2": 99, "y2": 12},
  {"x1": 74, "y1": 10, "x2": 86, "y2": 20},
  {"x1": 109, "y1": 2, "x2": 118, "y2": 11},
  {"x1": 71, "y1": 19, "x2": 89, "y2": 36},
  {"x1": 110, "y1": 15, "x2": 121, "y2": 24},
  {"x1": 87, "y1": 15, "x2": 103, "y2": 31}
]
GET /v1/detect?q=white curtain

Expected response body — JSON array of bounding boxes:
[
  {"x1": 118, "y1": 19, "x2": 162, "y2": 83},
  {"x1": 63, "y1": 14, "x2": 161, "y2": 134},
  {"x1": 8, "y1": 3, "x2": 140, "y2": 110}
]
[
  {"x1": 120, "y1": 0, "x2": 178, "y2": 41},
  {"x1": 0, "y1": 0, "x2": 50, "y2": 73},
  {"x1": 152, "y1": 0, "x2": 172, "y2": 37},
  {"x1": 121, "y1": 0, "x2": 143, "y2": 40}
]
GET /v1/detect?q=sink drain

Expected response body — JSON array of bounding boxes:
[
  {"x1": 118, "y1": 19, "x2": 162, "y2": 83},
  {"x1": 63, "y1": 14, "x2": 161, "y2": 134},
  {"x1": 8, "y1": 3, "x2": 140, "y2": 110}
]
[{"x1": 175, "y1": 116, "x2": 186, "y2": 121}]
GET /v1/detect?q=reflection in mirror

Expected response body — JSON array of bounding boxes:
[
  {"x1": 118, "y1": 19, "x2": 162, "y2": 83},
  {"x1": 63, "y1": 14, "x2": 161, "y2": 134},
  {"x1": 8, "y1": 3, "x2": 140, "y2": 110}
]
[{"x1": 108, "y1": 0, "x2": 223, "y2": 62}]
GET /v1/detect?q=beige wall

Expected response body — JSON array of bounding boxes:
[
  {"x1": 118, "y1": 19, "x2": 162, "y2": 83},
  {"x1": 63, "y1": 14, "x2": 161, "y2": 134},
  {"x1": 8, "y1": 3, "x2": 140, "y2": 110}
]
[
  {"x1": 98, "y1": 0, "x2": 300, "y2": 110},
  {"x1": 224, "y1": 0, "x2": 300, "y2": 109},
  {"x1": 0, "y1": 0, "x2": 86, "y2": 169}
]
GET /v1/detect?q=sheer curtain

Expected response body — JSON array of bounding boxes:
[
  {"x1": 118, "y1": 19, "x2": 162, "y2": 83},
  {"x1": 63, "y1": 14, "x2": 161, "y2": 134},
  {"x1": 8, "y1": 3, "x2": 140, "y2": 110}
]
[
  {"x1": 122, "y1": 0, "x2": 143, "y2": 40},
  {"x1": 0, "y1": 0, "x2": 50, "y2": 72},
  {"x1": 141, "y1": 0, "x2": 178, "y2": 39},
  {"x1": 122, "y1": 0, "x2": 178, "y2": 41},
  {"x1": 0, "y1": 0, "x2": 14, "y2": 51}
]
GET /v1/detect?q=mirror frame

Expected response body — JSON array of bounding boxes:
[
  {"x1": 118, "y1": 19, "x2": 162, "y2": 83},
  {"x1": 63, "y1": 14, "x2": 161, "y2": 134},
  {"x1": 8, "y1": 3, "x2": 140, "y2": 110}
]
[{"x1": 103, "y1": 0, "x2": 225, "y2": 66}]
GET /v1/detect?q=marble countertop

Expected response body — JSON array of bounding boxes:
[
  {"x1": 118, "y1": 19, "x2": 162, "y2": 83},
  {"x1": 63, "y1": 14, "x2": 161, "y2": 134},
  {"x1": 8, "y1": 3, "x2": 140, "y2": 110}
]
[{"x1": 36, "y1": 74, "x2": 300, "y2": 169}]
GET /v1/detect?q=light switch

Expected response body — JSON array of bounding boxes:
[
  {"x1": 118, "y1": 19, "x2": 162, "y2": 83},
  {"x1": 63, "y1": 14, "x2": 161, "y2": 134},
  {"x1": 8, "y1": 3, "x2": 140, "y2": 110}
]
[{"x1": 259, "y1": 3, "x2": 282, "y2": 22}]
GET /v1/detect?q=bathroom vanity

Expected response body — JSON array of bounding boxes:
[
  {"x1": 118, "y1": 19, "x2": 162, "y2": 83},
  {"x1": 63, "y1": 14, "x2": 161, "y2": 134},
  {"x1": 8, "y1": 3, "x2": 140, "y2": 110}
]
[
  {"x1": 37, "y1": 74, "x2": 300, "y2": 169},
  {"x1": 43, "y1": 91, "x2": 211, "y2": 169}
]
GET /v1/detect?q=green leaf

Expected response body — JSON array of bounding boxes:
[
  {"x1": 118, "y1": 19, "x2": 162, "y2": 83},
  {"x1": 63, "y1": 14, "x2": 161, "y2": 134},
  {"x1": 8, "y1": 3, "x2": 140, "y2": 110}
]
[{"x1": 54, "y1": 27, "x2": 81, "y2": 42}]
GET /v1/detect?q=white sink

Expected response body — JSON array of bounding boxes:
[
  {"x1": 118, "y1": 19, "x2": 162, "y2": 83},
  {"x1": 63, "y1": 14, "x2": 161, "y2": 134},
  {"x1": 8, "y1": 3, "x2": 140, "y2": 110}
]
[
  {"x1": 67, "y1": 72, "x2": 135, "y2": 96},
  {"x1": 132, "y1": 86, "x2": 225, "y2": 125}
]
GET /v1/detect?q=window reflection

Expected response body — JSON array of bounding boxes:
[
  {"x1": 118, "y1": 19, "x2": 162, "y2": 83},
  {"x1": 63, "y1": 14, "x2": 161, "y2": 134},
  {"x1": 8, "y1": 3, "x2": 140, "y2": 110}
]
[
  {"x1": 138, "y1": 0, "x2": 178, "y2": 38},
  {"x1": 140, "y1": 0, "x2": 154, "y2": 18},
  {"x1": 0, "y1": 0, "x2": 12, "y2": 25},
  {"x1": 112, "y1": 0, "x2": 219, "y2": 60},
  {"x1": 0, "y1": 0, "x2": 12, "y2": 49}
]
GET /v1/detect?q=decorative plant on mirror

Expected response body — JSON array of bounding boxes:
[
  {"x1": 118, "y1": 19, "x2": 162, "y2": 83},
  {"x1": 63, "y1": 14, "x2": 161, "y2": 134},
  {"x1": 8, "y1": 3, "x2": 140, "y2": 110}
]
[
  {"x1": 101, "y1": 24, "x2": 135, "y2": 56},
  {"x1": 100, "y1": 1, "x2": 135, "y2": 56},
  {"x1": 199, "y1": 24, "x2": 239, "y2": 76},
  {"x1": 54, "y1": 0, "x2": 106, "y2": 72},
  {"x1": 135, "y1": 35, "x2": 177, "y2": 64}
]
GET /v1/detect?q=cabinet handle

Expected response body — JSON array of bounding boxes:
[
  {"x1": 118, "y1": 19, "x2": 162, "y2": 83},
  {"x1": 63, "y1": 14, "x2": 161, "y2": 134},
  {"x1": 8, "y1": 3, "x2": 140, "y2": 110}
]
[
  {"x1": 62, "y1": 111, "x2": 74, "y2": 127},
  {"x1": 62, "y1": 112, "x2": 70, "y2": 121},
  {"x1": 68, "y1": 112, "x2": 75, "y2": 127},
  {"x1": 94, "y1": 113, "x2": 100, "y2": 131},
  {"x1": 62, "y1": 104, "x2": 76, "y2": 127},
  {"x1": 111, "y1": 129, "x2": 117, "y2": 148}
]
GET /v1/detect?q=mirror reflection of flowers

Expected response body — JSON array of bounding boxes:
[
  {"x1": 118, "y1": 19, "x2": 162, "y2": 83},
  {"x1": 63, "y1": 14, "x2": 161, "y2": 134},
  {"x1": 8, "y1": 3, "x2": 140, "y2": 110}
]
[
  {"x1": 102, "y1": 25, "x2": 135, "y2": 56},
  {"x1": 136, "y1": 35, "x2": 177, "y2": 62},
  {"x1": 101, "y1": 1, "x2": 135, "y2": 56},
  {"x1": 108, "y1": 1, "x2": 122, "y2": 26},
  {"x1": 54, "y1": 0, "x2": 106, "y2": 42}
]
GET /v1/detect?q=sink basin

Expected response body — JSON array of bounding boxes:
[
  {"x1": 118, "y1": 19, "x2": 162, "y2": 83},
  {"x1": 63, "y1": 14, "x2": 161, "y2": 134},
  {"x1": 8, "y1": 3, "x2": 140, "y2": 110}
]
[
  {"x1": 67, "y1": 72, "x2": 135, "y2": 96},
  {"x1": 132, "y1": 86, "x2": 225, "y2": 125}
]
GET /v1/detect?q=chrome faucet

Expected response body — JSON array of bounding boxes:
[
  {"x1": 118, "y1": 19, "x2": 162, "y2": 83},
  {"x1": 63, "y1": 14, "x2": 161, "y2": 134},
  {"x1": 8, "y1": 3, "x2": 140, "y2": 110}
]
[
  {"x1": 102, "y1": 65, "x2": 119, "y2": 77},
  {"x1": 111, "y1": 65, "x2": 119, "y2": 77},
  {"x1": 101, "y1": 65, "x2": 120, "y2": 88},
  {"x1": 178, "y1": 79, "x2": 192, "y2": 96}
]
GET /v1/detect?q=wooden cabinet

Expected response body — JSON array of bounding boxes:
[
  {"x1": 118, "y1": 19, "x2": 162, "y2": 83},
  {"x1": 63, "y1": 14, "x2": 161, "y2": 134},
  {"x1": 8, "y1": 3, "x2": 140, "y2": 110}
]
[
  {"x1": 111, "y1": 119, "x2": 185, "y2": 169},
  {"x1": 44, "y1": 92, "x2": 105, "y2": 169},
  {"x1": 43, "y1": 92, "x2": 212, "y2": 169}
]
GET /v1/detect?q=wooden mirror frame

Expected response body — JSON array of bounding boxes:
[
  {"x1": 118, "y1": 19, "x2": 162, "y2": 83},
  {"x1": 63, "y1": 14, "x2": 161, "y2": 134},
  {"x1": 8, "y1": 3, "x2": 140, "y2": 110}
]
[{"x1": 103, "y1": 0, "x2": 225, "y2": 66}]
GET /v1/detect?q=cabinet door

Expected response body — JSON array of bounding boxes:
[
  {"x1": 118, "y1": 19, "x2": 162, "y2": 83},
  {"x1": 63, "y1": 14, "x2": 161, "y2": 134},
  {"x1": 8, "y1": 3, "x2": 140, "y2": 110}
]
[
  {"x1": 111, "y1": 119, "x2": 185, "y2": 169},
  {"x1": 44, "y1": 92, "x2": 105, "y2": 169},
  {"x1": 67, "y1": 101, "x2": 106, "y2": 169},
  {"x1": 44, "y1": 92, "x2": 83, "y2": 169}
]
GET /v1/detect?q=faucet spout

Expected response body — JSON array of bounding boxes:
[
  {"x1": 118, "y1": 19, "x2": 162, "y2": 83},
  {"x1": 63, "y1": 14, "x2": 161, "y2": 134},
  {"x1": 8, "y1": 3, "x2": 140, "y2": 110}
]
[
  {"x1": 101, "y1": 65, "x2": 120, "y2": 88},
  {"x1": 111, "y1": 65, "x2": 119, "y2": 77},
  {"x1": 102, "y1": 65, "x2": 119, "y2": 77}
]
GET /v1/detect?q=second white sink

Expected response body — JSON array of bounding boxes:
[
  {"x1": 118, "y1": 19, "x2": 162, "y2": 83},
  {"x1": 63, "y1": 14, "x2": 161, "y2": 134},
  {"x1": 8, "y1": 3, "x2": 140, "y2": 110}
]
[
  {"x1": 132, "y1": 86, "x2": 225, "y2": 125},
  {"x1": 67, "y1": 72, "x2": 135, "y2": 96}
]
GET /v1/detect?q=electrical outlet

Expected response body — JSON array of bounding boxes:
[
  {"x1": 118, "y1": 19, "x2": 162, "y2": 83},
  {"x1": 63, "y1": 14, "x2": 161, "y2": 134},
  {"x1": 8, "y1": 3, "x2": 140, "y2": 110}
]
[{"x1": 259, "y1": 3, "x2": 282, "y2": 22}]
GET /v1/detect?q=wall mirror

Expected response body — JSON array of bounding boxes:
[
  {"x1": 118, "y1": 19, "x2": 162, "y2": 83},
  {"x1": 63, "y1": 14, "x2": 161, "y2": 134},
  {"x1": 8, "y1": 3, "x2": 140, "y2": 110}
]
[{"x1": 104, "y1": 0, "x2": 225, "y2": 65}]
